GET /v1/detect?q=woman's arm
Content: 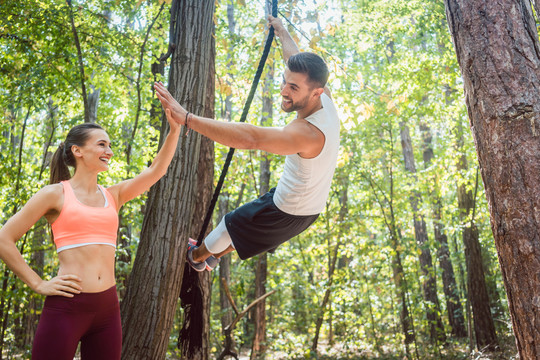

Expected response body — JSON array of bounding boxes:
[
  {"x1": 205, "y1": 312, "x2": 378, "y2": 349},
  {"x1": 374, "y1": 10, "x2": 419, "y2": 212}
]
[
  {"x1": 0, "y1": 185, "x2": 82, "y2": 297},
  {"x1": 108, "y1": 108, "x2": 181, "y2": 208}
]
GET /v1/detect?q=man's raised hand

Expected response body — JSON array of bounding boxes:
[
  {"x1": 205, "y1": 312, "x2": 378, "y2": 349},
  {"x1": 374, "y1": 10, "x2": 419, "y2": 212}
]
[{"x1": 154, "y1": 81, "x2": 188, "y2": 126}]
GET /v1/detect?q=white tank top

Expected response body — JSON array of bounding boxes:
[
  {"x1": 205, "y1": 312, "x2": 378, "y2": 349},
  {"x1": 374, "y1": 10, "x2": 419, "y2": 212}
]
[{"x1": 273, "y1": 93, "x2": 340, "y2": 215}]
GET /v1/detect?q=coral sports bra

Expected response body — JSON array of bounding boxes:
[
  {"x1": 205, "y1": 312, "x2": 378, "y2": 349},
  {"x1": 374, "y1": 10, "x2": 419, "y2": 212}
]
[{"x1": 51, "y1": 181, "x2": 119, "y2": 253}]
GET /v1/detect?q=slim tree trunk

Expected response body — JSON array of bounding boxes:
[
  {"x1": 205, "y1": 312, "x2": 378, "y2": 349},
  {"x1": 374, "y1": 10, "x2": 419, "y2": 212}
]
[
  {"x1": 18, "y1": 99, "x2": 56, "y2": 349},
  {"x1": 533, "y1": 0, "x2": 540, "y2": 20},
  {"x1": 251, "y1": 17, "x2": 273, "y2": 355},
  {"x1": 218, "y1": 194, "x2": 233, "y2": 335},
  {"x1": 399, "y1": 122, "x2": 445, "y2": 343},
  {"x1": 219, "y1": 0, "x2": 236, "y2": 344},
  {"x1": 455, "y1": 119, "x2": 498, "y2": 351},
  {"x1": 445, "y1": 1, "x2": 540, "y2": 356},
  {"x1": 120, "y1": 1, "x2": 215, "y2": 359},
  {"x1": 366, "y1": 125, "x2": 415, "y2": 353},
  {"x1": 66, "y1": 0, "x2": 89, "y2": 122},
  {"x1": 421, "y1": 123, "x2": 467, "y2": 338},
  {"x1": 0, "y1": 108, "x2": 29, "y2": 358},
  {"x1": 312, "y1": 174, "x2": 346, "y2": 353}
]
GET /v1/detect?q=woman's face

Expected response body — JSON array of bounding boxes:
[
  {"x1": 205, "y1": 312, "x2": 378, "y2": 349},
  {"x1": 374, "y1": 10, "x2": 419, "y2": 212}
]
[{"x1": 73, "y1": 129, "x2": 114, "y2": 172}]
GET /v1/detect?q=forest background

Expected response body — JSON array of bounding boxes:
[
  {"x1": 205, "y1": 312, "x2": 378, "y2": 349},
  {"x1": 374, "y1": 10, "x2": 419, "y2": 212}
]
[{"x1": 0, "y1": 0, "x2": 526, "y2": 359}]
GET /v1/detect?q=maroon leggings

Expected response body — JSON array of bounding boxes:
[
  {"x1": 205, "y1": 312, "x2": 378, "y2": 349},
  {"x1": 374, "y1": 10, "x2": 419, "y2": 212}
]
[{"x1": 32, "y1": 285, "x2": 121, "y2": 360}]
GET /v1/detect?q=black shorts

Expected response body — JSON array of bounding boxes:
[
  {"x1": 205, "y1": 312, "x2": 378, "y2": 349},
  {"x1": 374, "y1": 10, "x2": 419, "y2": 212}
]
[{"x1": 224, "y1": 188, "x2": 319, "y2": 260}]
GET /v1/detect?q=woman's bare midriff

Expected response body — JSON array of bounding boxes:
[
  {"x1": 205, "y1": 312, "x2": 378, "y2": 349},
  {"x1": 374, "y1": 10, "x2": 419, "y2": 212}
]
[{"x1": 57, "y1": 245, "x2": 116, "y2": 293}]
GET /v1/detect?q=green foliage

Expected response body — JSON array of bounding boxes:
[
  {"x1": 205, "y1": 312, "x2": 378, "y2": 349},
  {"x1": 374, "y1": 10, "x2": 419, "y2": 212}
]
[{"x1": 1, "y1": 0, "x2": 514, "y2": 359}]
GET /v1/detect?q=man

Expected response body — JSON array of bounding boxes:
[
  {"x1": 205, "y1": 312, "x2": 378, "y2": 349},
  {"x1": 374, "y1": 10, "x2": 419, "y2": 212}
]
[{"x1": 154, "y1": 15, "x2": 340, "y2": 271}]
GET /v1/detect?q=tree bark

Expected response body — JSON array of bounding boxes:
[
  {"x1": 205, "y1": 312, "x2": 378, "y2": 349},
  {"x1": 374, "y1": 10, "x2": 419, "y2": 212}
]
[
  {"x1": 178, "y1": 1, "x2": 216, "y2": 357},
  {"x1": 399, "y1": 122, "x2": 445, "y2": 343},
  {"x1": 120, "y1": 1, "x2": 215, "y2": 359},
  {"x1": 445, "y1": 0, "x2": 540, "y2": 357},
  {"x1": 421, "y1": 123, "x2": 467, "y2": 338},
  {"x1": 250, "y1": 9, "x2": 273, "y2": 356}
]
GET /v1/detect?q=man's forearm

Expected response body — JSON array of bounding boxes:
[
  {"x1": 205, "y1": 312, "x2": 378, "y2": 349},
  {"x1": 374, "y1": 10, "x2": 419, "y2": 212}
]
[
  {"x1": 189, "y1": 114, "x2": 260, "y2": 150},
  {"x1": 274, "y1": 27, "x2": 300, "y2": 63}
]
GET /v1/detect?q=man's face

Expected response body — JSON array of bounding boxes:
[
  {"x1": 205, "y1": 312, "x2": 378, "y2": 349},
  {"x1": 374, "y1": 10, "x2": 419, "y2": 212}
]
[{"x1": 280, "y1": 68, "x2": 317, "y2": 113}]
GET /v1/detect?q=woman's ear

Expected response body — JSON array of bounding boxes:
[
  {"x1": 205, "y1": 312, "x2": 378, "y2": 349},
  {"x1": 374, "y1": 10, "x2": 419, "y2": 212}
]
[{"x1": 71, "y1": 145, "x2": 83, "y2": 159}]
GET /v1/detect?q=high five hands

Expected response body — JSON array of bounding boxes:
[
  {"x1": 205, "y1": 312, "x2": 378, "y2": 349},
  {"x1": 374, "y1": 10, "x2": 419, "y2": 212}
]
[{"x1": 154, "y1": 81, "x2": 188, "y2": 127}]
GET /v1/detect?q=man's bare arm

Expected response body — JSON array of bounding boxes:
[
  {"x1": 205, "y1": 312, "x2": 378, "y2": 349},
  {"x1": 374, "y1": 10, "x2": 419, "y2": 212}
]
[{"x1": 268, "y1": 16, "x2": 331, "y2": 98}]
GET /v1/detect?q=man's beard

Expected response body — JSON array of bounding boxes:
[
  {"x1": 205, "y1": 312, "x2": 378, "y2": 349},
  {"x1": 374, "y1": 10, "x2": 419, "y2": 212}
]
[{"x1": 281, "y1": 94, "x2": 310, "y2": 113}]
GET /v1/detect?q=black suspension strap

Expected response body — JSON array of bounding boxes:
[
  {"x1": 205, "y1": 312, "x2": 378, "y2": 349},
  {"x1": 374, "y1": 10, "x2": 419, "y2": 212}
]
[{"x1": 196, "y1": 0, "x2": 278, "y2": 244}]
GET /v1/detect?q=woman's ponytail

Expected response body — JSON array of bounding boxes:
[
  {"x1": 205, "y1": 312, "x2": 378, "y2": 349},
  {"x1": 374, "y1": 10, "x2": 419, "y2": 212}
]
[
  {"x1": 49, "y1": 142, "x2": 71, "y2": 184},
  {"x1": 49, "y1": 123, "x2": 103, "y2": 184}
]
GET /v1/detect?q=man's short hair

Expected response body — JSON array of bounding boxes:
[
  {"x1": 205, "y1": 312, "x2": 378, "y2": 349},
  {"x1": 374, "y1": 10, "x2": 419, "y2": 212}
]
[{"x1": 287, "y1": 52, "x2": 329, "y2": 89}]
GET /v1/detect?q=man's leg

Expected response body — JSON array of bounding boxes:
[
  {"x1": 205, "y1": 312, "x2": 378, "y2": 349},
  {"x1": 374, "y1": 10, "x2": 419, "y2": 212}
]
[
  {"x1": 190, "y1": 217, "x2": 235, "y2": 265},
  {"x1": 191, "y1": 242, "x2": 213, "y2": 263},
  {"x1": 214, "y1": 245, "x2": 235, "y2": 259}
]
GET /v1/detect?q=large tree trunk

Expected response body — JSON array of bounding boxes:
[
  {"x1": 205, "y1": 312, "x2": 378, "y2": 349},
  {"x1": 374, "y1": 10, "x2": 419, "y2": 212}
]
[
  {"x1": 421, "y1": 123, "x2": 467, "y2": 338},
  {"x1": 179, "y1": 117, "x2": 214, "y2": 359},
  {"x1": 120, "y1": 1, "x2": 215, "y2": 359},
  {"x1": 178, "y1": 32, "x2": 216, "y2": 357},
  {"x1": 445, "y1": 1, "x2": 540, "y2": 357},
  {"x1": 399, "y1": 122, "x2": 445, "y2": 343}
]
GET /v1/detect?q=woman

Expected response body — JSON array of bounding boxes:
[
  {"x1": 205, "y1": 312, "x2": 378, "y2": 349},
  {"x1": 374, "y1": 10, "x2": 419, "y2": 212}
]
[{"x1": 0, "y1": 108, "x2": 180, "y2": 359}]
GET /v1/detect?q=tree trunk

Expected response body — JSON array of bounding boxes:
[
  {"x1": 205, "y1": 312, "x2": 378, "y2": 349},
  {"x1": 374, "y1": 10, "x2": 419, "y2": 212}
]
[
  {"x1": 16, "y1": 220, "x2": 45, "y2": 351},
  {"x1": 219, "y1": 0, "x2": 236, "y2": 343},
  {"x1": 251, "y1": 253, "x2": 268, "y2": 360},
  {"x1": 66, "y1": 0, "x2": 89, "y2": 122},
  {"x1": 366, "y1": 125, "x2": 415, "y2": 352},
  {"x1": 178, "y1": 1, "x2": 216, "y2": 357},
  {"x1": 399, "y1": 122, "x2": 445, "y2": 343},
  {"x1": 179, "y1": 114, "x2": 214, "y2": 360},
  {"x1": 19, "y1": 100, "x2": 55, "y2": 349},
  {"x1": 120, "y1": 1, "x2": 215, "y2": 359},
  {"x1": 533, "y1": 0, "x2": 540, "y2": 21},
  {"x1": 445, "y1": 1, "x2": 540, "y2": 356},
  {"x1": 454, "y1": 93, "x2": 499, "y2": 352},
  {"x1": 218, "y1": 194, "x2": 233, "y2": 336},
  {"x1": 250, "y1": 26, "x2": 273, "y2": 357},
  {"x1": 311, "y1": 174, "x2": 347, "y2": 353},
  {"x1": 421, "y1": 123, "x2": 467, "y2": 338},
  {"x1": 88, "y1": 84, "x2": 100, "y2": 123}
]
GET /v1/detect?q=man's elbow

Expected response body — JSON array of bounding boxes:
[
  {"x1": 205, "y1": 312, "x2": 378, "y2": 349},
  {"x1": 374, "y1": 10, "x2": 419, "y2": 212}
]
[
  {"x1": 236, "y1": 128, "x2": 260, "y2": 150},
  {"x1": 242, "y1": 137, "x2": 260, "y2": 150}
]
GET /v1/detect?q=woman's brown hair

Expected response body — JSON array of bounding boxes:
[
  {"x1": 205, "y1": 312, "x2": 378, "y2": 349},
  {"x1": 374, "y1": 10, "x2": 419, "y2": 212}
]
[{"x1": 49, "y1": 123, "x2": 104, "y2": 184}]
